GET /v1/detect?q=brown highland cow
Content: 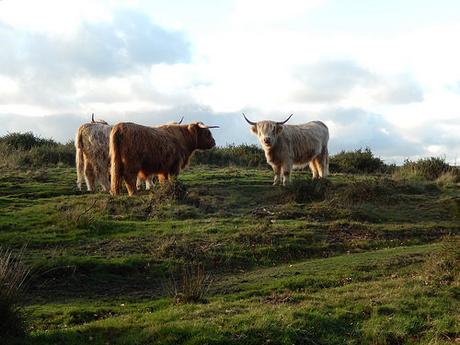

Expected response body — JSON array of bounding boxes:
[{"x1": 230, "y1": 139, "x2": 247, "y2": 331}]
[{"x1": 110, "y1": 122, "x2": 218, "y2": 196}]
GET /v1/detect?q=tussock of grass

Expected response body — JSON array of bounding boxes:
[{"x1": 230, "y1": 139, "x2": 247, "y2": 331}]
[
  {"x1": 0, "y1": 246, "x2": 31, "y2": 342},
  {"x1": 166, "y1": 263, "x2": 212, "y2": 304},
  {"x1": 282, "y1": 178, "x2": 332, "y2": 203},
  {"x1": 152, "y1": 180, "x2": 188, "y2": 202},
  {"x1": 142, "y1": 180, "x2": 189, "y2": 220},
  {"x1": 421, "y1": 235, "x2": 460, "y2": 286}
]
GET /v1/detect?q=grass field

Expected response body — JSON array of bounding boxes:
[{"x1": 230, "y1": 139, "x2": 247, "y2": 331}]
[{"x1": 0, "y1": 166, "x2": 459, "y2": 344}]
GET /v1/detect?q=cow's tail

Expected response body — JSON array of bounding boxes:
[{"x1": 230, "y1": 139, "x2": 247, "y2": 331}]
[
  {"x1": 321, "y1": 124, "x2": 330, "y2": 178},
  {"x1": 110, "y1": 126, "x2": 123, "y2": 195},
  {"x1": 322, "y1": 146, "x2": 329, "y2": 177},
  {"x1": 75, "y1": 128, "x2": 85, "y2": 191}
]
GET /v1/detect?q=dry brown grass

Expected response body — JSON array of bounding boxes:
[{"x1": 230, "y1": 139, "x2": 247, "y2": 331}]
[
  {"x1": 0, "y1": 246, "x2": 31, "y2": 341},
  {"x1": 421, "y1": 235, "x2": 460, "y2": 286},
  {"x1": 436, "y1": 169, "x2": 460, "y2": 187},
  {"x1": 166, "y1": 263, "x2": 212, "y2": 304}
]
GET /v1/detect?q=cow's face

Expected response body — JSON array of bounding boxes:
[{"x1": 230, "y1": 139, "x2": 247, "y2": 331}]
[
  {"x1": 251, "y1": 121, "x2": 283, "y2": 149},
  {"x1": 190, "y1": 123, "x2": 216, "y2": 150}
]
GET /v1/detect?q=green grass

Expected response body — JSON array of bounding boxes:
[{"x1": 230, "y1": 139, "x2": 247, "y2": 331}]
[{"x1": 0, "y1": 166, "x2": 459, "y2": 344}]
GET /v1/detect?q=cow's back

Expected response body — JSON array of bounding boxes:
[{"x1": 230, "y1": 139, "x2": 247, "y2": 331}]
[
  {"x1": 78, "y1": 123, "x2": 112, "y2": 163},
  {"x1": 278, "y1": 121, "x2": 329, "y2": 164},
  {"x1": 112, "y1": 122, "x2": 182, "y2": 174}
]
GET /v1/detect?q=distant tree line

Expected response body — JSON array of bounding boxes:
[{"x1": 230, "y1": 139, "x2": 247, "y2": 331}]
[{"x1": 0, "y1": 132, "x2": 458, "y2": 182}]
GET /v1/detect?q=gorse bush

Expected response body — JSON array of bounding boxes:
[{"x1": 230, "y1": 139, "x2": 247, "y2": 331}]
[
  {"x1": 395, "y1": 157, "x2": 452, "y2": 181},
  {"x1": 329, "y1": 148, "x2": 389, "y2": 174},
  {"x1": 0, "y1": 246, "x2": 31, "y2": 343}
]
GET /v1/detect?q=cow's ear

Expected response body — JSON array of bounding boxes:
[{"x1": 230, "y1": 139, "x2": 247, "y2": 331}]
[
  {"x1": 251, "y1": 125, "x2": 257, "y2": 134},
  {"x1": 275, "y1": 124, "x2": 284, "y2": 134},
  {"x1": 188, "y1": 123, "x2": 198, "y2": 135}
]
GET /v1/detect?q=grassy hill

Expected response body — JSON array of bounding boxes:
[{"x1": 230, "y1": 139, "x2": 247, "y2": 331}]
[{"x1": 0, "y1": 164, "x2": 459, "y2": 344}]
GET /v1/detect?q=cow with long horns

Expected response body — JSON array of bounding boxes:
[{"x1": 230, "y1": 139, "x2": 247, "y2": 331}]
[
  {"x1": 110, "y1": 121, "x2": 218, "y2": 196},
  {"x1": 243, "y1": 113, "x2": 329, "y2": 186}
]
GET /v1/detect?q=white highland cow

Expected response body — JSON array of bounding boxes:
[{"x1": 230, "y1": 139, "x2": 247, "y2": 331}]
[{"x1": 243, "y1": 113, "x2": 329, "y2": 186}]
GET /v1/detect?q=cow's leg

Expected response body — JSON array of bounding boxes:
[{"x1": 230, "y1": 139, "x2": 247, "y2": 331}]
[
  {"x1": 100, "y1": 174, "x2": 111, "y2": 192},
  {"x1": 84, "y1": 159, "x2": 96, "y2": 192},
  {"x1": 309, "y1": 161, "x2": 319, "y2": 179},
  {"x1": 145, "y1": 177, "x2": 155, "y2": 190},
  {"x1": 124, "y1": 173, "x2": 138, "y2": 196},
  {"x1": 158, "y1": 173, "x2": 168, "y2": 184},
  {"x1": 168, "y1": 164, "x2": 181, "y2": 184},
  {"x1": 314, "y1": 158, "x2": 324, "y2": 178},
  {"x1": 273, "y1": 165, "x2": 281, "y2": 185},
  {"x1": 281, "y1": 164, "x2": 292, "y2": 186},
  {"x1": 136, "y1": 177, "x2": 143, "y2": 191},
  {"x1": 94, "y1": 163, "x2": 110, "y2": 192}
]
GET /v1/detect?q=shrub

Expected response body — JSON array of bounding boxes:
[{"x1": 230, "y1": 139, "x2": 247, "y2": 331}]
[
  {"x1": 0, "y1": 132, "x2": 57, "y2": 150},
  {"x1": 0, "y1": 247, "x2": 31, "y2": 343},
  {"x1": 329, "y1": 148, "x2": 388, "y2": 174},
  {"x1": 395, "y1": 157, "x2": 451, "y2": 181},
  {"x1": 17, "y1": 142, "x2": 75, "y2": 167},
  {"x1": 0, "y1": 132, "x2": 75, "y2": 168}
]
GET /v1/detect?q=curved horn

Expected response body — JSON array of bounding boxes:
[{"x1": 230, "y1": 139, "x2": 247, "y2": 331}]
[
  {"x1": 198, "y1": 123, "x2": 219, "y2": 129},
  {"x1": 177, "y1": 116, "x2": 184, "y2": 124},
  {"x1": 91, "y1": 113, "x2": 95, "y2": 123},
  {"x1": 276, "y1": 114, "x2": 293, "y2": 125},
  {"x1": 242, "y1": 113, "x2": 256, "y2": 125}
]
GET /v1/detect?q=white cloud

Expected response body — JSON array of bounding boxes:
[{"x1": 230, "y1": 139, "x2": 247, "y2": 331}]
[
  {"x1": 0, "y1": 8, "x2": 191, "y2": 116},
  {"x1": 231, "y1": 0, "x2": 324, "y2": 26},
  {"x1": 0, "y1": 0, "x2": 111, "y2": 33}
]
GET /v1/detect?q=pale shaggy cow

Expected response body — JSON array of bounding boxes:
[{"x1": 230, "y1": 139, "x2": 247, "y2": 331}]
[
  {"x1": 244, "y1": 113, "x2": 329, "y2": 186},
  {"x1": 75, "y1": 114, "x2": 156, "y2": 192}
]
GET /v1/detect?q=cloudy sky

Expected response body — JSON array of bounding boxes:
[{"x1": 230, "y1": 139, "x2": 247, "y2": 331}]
[{"x1": 1, "y1": 0, "x2": 460, "y2": 163}]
